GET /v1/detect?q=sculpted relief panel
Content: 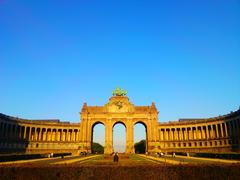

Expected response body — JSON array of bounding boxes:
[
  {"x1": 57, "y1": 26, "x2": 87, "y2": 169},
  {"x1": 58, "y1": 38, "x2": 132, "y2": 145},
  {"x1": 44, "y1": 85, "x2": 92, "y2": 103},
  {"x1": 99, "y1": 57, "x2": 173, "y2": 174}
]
[{"x1": 104, "y1": 96, "x2": 135, "y2": 113}]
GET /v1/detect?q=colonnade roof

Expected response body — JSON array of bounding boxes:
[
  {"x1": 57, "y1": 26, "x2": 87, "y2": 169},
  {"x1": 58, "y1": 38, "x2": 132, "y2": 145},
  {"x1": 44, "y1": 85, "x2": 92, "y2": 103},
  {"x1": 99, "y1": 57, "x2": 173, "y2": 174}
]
[
  {"x1": 160, "y1": 109, "x2": 240, "y2": 126},
  {"x1": 0, "y1": 113, "x2": 80, "y2": 126}
]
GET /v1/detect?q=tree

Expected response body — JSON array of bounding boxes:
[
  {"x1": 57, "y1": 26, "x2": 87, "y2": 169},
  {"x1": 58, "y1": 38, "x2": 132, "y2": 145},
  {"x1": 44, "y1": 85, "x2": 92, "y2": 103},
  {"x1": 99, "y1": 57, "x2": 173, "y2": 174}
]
[
  {"x1": 134, "y1": 140, "x2": 146, "y2": 154},
  {"x1": 92, "y1": 142, "x2": 104, "y2": 154}
]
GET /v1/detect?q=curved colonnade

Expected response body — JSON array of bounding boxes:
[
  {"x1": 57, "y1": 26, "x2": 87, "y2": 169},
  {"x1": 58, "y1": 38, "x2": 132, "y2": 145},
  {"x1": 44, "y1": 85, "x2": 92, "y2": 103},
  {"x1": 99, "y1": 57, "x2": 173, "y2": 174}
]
[
  {"x1": 158, "y1": 110, "x2": 240, "y2": 152},
  {"x1": 0, "y1": 113, "x2": 81, "y2": 154}
]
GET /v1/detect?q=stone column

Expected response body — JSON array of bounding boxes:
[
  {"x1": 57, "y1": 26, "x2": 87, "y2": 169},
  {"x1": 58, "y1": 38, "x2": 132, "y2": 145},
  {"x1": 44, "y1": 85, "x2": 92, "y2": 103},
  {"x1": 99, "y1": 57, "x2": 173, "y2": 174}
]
[
  {"x1": 65, "y1": 129, "x2": 68, "y2": 141},
  {"x1": 176, "y1": 129, "x2": 179, "y2": 140},
  {"x1": 193, "y1": 128, "x2": 196, "y2": 140},
  {"x1": 69, "y1": 129, "x2": 72, "y2": 141},
  {"x1": 23, "y1": 126, "x2": 27, "y2": 140},
  {"x1": 185, "y1": 128, "x2": 188, "y2": 140},
  {"x1": 166, "y1": 129, "x2": 169, "y2": 141},
  {"x1": 63, "y1": 130, "x2": 66, "y2": 141},
  {"x1": 235, "y1": 120, "x2": 239, "y2": 137},
  {"x1": 179, "y1": 128, "x2": 183, "y2": 140},
  {"x1": 200, "y1": 126, "x2": 204, "y2": 139},
  {"x1": 28, "y1": 127, "x2": 32, "y2": 141},
  {"x1": 186, "y1": 128, "x2": 189, "y2": 140},
  {"x1": 44, "y1": 129, "x2": 47, "y2": 141},
  {"x1": 220, "y1": 123, "x2": 223, "y2": 138},
  {"x1": 69, "y1": 130, "x2": 72, "y2": 141},
  {"x1": 210, "y1": 125, "x2": 213, "y2": 139},
  {"x1": 75, "y1": 130, "x2": 78, "y2": 141},
  {"x1": 53, "y1": 129, "x2": 56, "y2": 141},
  {"x1": 182, "y1": 128, "x2": 185, "y2": 140},
  {"x1": 171, "y1": 129, "x2": 174, "y2": 140},
  {"x1": 160, "y1": 129, "x2": 163, "y2": 140},
  {"x1": 162, "y1": 129, "x2": 165, "y2": 141},
  {"x1": 34, "y1": 128, "x2": 38, "y2": 141},
  {"x1": 189, "y1": 127, "x2": 192, "y2": 140},
  {"x1": 71, "y1": 130, "x2": 74, "y2": 141},
  {"x1": 224, "y1": 123, "x2": 228, "y2": 137},
  {"x1": 67, "y1": 130, "x2": 70, "y2": 141},
  {"x1": 191, "y1": 127, "x2": 194, "y2": 140},
  {"x1": 46, "y1": 129, "x2": 49, "y2": 141},
  {"x1": 197, "y1": 127, "x2": 201, "y2": 139},
  {"x1": 165, "y1": 129, "x2": 168, "y2": 141},
  {"x1": 206, "y1": 125, "x2": 209, "y2": 139},
  {"x1": 18, "y1": 126, "x2": 22, "y2": 140},
  {"x1": 49, "y1": 129, "x2": 53, "y2": 141},
  {"x1": 51, "y1": 129, "x2": 54, "y2": 141},
  {"x1": 216, "y1": 124, "x2": 219, "y2": 138},
  {"x1": 56, "y1": 129, "x2": 59, "y2": 141},
  {"x1": 194, "y1": 127, "x2": 197, "y2": 139},
  {"x1": 35, "y1": 128, "x2": 38, "y2": 141},
  {"x1": 39, "y1": 128, "x2": 42, "y2": 141},
  {"x1": 59, "y1": 129, "x2": 62, "y2": 141},
  {"x1": 45, "y1": 129, "x2": 48, "y2": 141},
  {"x1": 201, "y1": 126, "x2": 204, "y2": 139}
]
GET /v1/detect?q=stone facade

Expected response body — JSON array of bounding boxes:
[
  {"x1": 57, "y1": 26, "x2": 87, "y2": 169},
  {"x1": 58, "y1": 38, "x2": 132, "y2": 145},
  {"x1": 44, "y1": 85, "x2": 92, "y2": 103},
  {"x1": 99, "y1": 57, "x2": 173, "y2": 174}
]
[{"x1": 0, "y1": 95, "x2": 239, "y2": 154}]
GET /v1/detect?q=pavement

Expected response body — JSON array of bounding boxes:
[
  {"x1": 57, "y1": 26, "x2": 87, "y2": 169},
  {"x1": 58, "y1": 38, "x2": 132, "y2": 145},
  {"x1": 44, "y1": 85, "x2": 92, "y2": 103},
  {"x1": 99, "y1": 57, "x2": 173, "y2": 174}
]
[
  {"x1": 0, "y1": 155, "x2": 100, "y2": 166},
  {"x1": 141, "y1": 154, "x2": 240, "y2": 165},
  {"x1": 1, "y1": 154, "x2": 239, "y2": 166}
]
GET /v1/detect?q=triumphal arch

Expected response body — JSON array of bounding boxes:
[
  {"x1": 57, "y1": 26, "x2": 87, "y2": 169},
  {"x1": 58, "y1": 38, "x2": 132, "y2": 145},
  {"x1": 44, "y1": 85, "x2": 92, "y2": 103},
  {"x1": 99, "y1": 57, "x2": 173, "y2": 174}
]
[{"x1": 79, "y1": 87, "x2": 159, "y2": 154}]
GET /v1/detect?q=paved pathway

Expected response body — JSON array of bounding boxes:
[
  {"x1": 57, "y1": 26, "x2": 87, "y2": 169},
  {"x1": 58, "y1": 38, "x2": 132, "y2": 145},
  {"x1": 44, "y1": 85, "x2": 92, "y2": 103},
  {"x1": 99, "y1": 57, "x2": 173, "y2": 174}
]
[
  {"x1": 74, "y1": 154, "x2": 163, "y2": 166},
  {"x1": 1, "y1": 154, "x2": 239, "y2": 166},
  {"x1": 141, "y1": 155, "x2": 240, "y2": 165},
  {"x1": 0, "y1": 155, "x2": 99, "y2": 166}
]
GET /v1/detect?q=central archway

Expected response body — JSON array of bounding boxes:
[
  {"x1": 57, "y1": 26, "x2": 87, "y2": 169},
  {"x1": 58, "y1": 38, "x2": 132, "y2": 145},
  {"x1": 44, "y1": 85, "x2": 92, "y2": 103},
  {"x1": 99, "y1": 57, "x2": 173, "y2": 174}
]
[{"x1": 112, "y1": 121, "x2": 126, "y2": 153}]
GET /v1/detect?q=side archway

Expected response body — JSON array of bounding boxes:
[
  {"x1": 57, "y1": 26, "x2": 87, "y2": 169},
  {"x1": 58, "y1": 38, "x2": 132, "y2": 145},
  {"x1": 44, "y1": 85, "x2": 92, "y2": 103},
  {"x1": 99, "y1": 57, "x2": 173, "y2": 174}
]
[
  {"x1": 91, "y1": 121, "x2": 105, "y2": 154},
  {"x1": 134, "y1": 121, "x2": 148, "y2": 153}
]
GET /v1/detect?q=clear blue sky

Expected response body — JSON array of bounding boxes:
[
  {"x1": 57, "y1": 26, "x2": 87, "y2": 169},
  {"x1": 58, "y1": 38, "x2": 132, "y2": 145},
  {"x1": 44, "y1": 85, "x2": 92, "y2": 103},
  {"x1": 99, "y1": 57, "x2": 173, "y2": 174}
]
[{"x1": 0, "y1": 0, "x2": 239, "y2": 141}]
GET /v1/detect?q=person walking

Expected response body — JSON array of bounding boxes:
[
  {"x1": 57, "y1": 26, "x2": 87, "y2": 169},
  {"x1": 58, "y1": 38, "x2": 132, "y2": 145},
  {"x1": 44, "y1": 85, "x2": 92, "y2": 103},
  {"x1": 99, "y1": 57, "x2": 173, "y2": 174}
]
[{"x1": 113, "y1": 152, "x2": 119, "y2": 163}]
